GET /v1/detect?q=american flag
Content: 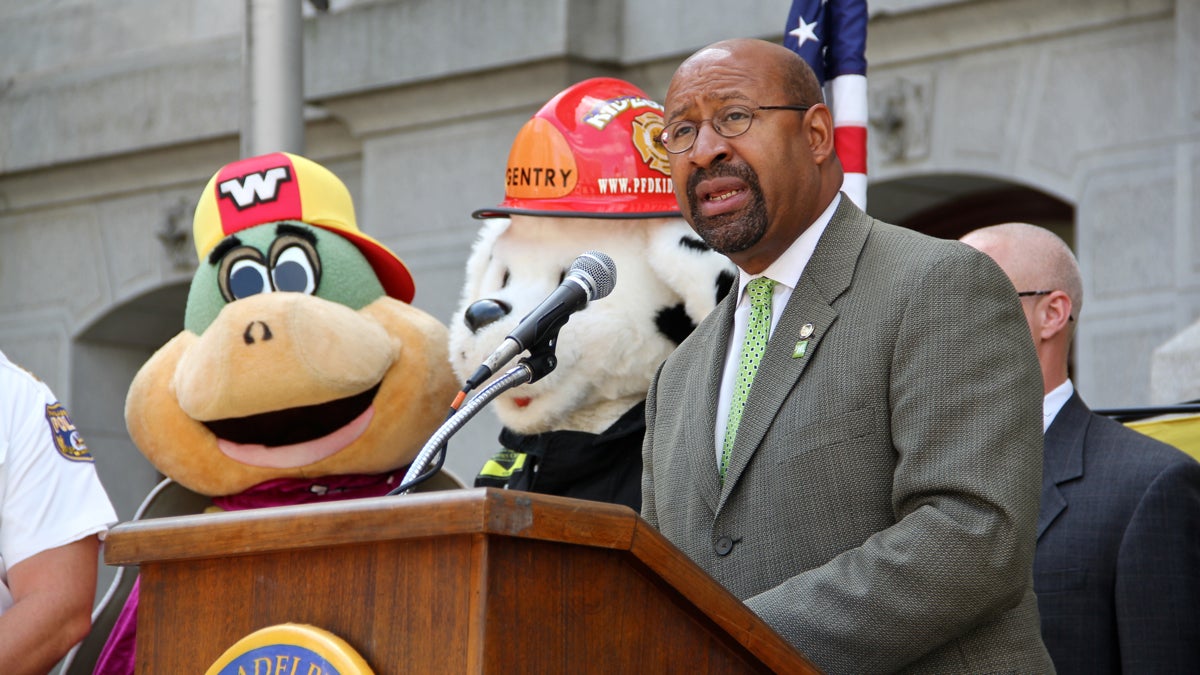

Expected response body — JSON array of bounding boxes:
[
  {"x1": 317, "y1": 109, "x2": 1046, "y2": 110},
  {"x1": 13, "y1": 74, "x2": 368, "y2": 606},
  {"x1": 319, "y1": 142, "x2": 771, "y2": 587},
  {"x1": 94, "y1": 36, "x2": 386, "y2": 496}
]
[{"x1": 784, "y1": 0, "x2": 869, "y2": 210}]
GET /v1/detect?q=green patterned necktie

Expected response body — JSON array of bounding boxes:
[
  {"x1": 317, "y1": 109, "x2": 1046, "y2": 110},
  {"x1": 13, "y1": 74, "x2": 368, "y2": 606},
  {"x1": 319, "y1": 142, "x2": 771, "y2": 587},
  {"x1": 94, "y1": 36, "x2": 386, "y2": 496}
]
[{"x1": 720, "y1": 276, "x2": 776, "y2": 480}]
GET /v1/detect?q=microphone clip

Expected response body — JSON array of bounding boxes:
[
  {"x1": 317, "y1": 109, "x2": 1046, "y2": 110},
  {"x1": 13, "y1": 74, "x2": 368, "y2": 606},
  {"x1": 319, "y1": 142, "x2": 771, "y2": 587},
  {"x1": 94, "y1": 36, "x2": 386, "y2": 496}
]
[{"x1": 518, "y1": 326, "x2": 561, "y2": 384}]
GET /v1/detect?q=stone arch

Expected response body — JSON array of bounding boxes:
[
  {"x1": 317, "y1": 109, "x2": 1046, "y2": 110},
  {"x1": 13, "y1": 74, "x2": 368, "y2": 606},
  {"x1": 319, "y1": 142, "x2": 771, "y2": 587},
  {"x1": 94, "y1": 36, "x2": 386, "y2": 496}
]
[
  {"x1": 868, "y1": 173, "x2": 1074, "y2": 242},
  {"x1": 65, "y1": 280, "x2": 188, "y2": 623},
  {"x1": 868, "y1": 172, "x2": 1076, "y2": 377},
  {"x1": 69, "y1": 283, "x2": 188, "y2": 520}
]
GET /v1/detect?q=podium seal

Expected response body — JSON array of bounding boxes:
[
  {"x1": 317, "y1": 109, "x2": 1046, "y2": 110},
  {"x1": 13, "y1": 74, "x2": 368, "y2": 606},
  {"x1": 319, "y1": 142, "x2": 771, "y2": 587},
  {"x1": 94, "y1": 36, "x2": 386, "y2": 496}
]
[{"x1": 205, "y1": 623, "x2": 374, "y2": 675}]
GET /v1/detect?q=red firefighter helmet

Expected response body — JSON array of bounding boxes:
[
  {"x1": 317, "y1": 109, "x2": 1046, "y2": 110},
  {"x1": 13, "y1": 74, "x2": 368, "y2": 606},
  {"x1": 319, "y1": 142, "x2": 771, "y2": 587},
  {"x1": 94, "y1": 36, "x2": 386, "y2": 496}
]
[{"x1": 473, "y1": 77, "x2": 680, "y2": 219}]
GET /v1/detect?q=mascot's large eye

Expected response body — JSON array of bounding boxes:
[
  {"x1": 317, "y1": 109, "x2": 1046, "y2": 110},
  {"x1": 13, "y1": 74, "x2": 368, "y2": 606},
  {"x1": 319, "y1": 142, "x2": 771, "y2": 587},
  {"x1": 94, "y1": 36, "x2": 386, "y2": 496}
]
[
  {"x1": 269, "y1": 233, "x2": 320, "y2": 295},
  {"x1": 230, "y1": 259, "x2": 270, "y2": 299},
  {"x1": 217, "y1": 247, "x2": 270, "y2": 302},
  {"x1": 271, "y1": 245, "x2": 318, "y2": 294}
]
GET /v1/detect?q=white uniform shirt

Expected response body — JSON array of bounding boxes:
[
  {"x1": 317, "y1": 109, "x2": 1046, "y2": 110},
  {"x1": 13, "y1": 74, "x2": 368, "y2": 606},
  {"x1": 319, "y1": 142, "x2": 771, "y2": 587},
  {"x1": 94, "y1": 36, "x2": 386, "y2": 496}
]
[
  {"x1": 715, "y1": 194, "x2": 841, "y2": 463},
  {"x1": 0, "y1": 350, "x2": 117, "y2": 614}
]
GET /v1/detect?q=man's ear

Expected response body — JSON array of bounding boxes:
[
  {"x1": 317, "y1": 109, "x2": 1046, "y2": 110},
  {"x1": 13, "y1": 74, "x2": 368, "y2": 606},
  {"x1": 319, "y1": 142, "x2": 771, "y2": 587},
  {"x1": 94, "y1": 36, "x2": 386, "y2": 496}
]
[
  {"x1": 808, "y1": 103, "x2": 836, "y2": 164},
  {"x1": 1038, "y1": 290, "x2": 1074, "y2": 340}
]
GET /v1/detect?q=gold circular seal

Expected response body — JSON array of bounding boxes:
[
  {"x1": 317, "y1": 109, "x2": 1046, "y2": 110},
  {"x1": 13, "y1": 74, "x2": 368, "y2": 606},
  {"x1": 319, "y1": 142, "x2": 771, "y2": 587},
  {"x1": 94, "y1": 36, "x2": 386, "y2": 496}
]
[{"x1": 205, "y1": 623, "x2": 375, "y2": 675}]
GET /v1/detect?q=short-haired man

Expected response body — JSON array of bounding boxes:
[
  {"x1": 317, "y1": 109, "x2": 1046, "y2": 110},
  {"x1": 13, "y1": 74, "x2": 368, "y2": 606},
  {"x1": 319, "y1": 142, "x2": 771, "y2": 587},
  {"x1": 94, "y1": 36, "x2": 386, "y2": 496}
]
[{"x1": 962, "y1": 222, "x2": 1200, "y2": 674}]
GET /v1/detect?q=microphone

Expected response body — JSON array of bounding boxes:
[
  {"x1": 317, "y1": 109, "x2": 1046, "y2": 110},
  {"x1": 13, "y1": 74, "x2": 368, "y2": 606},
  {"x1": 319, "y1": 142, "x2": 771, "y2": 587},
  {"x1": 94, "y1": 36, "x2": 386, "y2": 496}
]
[{"x1": 465, "y1": 251, "x2": 616, "y2": 390}]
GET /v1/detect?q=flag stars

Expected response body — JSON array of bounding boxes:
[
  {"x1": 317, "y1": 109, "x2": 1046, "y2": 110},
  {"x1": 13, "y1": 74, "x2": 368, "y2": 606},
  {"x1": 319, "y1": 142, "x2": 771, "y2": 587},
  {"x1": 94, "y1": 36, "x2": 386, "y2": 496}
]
[{"x1": 790, "y1": 16, "x2": 820, "y2": 48}]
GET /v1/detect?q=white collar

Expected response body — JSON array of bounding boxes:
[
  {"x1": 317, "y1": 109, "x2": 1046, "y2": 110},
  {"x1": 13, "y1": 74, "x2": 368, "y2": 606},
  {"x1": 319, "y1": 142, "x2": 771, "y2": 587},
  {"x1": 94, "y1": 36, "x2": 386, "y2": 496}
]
[
  {"x1": 1043, "y1": 379, "x2": 1074, "y2": 432},
  {"x1": 736, "y1": 192, "x2": 841, "y2": 294}
]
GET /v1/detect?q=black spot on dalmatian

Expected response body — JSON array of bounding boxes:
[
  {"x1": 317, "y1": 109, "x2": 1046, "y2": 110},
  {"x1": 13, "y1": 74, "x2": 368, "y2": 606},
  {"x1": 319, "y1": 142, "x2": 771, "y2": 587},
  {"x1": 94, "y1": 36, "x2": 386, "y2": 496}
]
[
  {"x1": 716, "y1": 269, "x2": 735, "y2": 305},
  {"x1": 678, "y1": 234, "x2": 736, "y2": 305},
  {"x1": 678, "y1": 235, "x2": 711, "y2": 253},
  {"x1": 656, "y1": 303, "x2": 696, "y2": 346}
]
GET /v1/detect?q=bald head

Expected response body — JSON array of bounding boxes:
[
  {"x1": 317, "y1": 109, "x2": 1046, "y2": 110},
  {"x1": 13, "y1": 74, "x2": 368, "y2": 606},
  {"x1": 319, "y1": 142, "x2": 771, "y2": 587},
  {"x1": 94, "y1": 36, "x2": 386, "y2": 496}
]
[
  {"x1": 960, "y1": 223, "x2": 1083, "y2": 317},
  {"x1": 671, "y1": 39, "x2": 825, "y2": 109},
  {"x1": 961, "y1": 223, "x2": 1080, "y2": 393},
  {"x1": 662, "y1": 38, "x2": 841, "y2": 273}
]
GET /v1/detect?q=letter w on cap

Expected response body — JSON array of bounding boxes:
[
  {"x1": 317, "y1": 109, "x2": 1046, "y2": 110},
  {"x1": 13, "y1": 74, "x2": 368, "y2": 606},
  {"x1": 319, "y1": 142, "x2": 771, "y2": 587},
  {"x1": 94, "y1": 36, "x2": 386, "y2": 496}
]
[{"x1": 219, "y1": 167, "x2": 292, "y2": 210}]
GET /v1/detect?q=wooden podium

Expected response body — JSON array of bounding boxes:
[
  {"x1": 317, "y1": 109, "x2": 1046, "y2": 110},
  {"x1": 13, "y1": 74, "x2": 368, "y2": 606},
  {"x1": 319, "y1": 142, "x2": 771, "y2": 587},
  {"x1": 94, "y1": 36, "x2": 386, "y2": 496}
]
[{"x1": 105, "y1": 488, "x2": 820, "y2": 673}]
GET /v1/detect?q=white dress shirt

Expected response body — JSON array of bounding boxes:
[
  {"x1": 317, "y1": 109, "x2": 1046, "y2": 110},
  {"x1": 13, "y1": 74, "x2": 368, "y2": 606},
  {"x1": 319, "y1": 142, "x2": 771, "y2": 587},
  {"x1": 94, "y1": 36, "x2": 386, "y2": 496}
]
[
  {"x1": 1043, "y1": 378, "x2": 1074, "y2": 433},
  {"x1": 714, "y1": 194, "x2": 841, "y2": 464}
]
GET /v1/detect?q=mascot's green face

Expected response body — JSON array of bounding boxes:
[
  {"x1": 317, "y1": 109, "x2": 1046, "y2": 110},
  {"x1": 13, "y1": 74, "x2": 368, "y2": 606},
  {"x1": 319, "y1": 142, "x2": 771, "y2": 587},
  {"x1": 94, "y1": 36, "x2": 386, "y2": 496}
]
[{"x1": 184, "y1": 221, "x2": 386, "y2": 334}]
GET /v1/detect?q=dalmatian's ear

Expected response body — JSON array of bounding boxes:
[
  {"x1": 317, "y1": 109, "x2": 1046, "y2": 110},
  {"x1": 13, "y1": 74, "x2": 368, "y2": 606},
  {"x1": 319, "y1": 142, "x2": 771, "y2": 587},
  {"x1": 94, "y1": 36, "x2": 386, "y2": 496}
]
[{"x1": 646, "y1": 218, "x2": 737, "y2": 324}]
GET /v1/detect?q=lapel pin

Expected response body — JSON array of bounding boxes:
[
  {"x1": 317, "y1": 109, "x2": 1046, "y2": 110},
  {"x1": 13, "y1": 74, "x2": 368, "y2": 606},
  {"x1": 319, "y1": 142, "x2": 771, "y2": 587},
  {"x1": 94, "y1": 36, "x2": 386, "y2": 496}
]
[
  {"x1": 793, "y1": 340, "x2": 809, "y2": 358},
  {"x1": 799, "y1": 323, "x2": 814, "y2": 339}
]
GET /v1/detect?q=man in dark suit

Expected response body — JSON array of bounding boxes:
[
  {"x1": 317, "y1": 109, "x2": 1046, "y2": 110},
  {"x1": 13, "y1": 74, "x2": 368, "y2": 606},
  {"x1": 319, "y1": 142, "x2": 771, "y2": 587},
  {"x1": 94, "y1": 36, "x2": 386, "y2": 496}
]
[
  {"x1": 641, "y1": 38, "x2": 1053, "y2": 673},
  {"x1": 962, "y1": 222, "x2": 1200, "y2": 673}
]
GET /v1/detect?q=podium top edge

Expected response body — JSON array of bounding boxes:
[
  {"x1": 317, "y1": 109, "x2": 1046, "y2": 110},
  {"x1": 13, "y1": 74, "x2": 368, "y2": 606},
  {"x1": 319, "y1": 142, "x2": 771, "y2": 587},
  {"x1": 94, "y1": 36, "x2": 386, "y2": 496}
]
[{"x1": 105, "y1": 487, "x2": 639, "y2": 565}]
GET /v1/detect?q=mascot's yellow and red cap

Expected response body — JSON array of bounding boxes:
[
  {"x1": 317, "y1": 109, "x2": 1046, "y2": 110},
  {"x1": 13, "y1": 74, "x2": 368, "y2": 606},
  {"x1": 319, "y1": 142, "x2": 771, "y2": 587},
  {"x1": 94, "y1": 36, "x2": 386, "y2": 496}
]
[
  {"x1": 473, "y1": 77, "x2": 680, "y2": 219},
  {"x1": 193, "y1": 151, "x2": 416, "y2": 303}
]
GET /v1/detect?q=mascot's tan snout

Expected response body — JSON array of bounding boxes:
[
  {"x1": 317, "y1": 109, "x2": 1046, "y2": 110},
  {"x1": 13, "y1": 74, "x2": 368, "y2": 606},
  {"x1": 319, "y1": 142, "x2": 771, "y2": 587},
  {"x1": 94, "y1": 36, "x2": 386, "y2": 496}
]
[{"x1": 173, "y1": 292, "x2": 397, "y2": 421}]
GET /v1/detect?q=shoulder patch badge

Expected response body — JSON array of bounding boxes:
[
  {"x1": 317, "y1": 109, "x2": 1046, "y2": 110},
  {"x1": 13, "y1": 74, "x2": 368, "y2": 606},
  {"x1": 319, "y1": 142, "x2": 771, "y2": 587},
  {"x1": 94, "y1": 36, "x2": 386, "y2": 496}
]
[{"x1": 44, "y1": 402, "x2": 93, "y2": 462}]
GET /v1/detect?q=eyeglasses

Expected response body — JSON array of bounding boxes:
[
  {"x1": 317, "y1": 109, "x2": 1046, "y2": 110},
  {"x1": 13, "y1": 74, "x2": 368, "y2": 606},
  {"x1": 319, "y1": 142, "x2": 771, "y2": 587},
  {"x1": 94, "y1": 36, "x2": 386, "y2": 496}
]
[
  {"x1": 658, "y1": 104, "x2": 812, "y2": 154},
  {"x1": 1017, "y1": 290, "x2": 1074, "y2": 321}
]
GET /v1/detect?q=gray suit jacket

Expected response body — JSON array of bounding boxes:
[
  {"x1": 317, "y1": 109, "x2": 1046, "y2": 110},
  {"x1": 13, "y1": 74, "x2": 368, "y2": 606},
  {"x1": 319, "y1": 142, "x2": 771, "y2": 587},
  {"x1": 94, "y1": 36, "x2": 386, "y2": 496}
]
[{"x1": 642, "y1": 198, "x2": 1053, "y2": 674}]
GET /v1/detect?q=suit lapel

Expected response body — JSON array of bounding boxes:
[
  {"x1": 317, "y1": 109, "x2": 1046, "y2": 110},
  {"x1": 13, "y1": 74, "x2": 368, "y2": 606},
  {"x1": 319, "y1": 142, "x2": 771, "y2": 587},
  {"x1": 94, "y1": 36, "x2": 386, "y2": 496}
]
[
  {"x1": 1038, "y1": 392, "x2": 1088, "y2": 539},
  {"x1": 718, "y1": 197, "x2": 871, "y2": 507},
  {"x1": 687, "y1": 288, "x2": 737, "y2": 513}
]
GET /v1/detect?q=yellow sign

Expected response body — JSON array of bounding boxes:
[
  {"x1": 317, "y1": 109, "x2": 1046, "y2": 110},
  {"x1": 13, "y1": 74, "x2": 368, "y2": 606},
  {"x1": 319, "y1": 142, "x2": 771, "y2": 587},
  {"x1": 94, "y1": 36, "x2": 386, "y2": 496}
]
[{"x1": 1127, "y1": 413, "x2": 1200, "y2": 463}]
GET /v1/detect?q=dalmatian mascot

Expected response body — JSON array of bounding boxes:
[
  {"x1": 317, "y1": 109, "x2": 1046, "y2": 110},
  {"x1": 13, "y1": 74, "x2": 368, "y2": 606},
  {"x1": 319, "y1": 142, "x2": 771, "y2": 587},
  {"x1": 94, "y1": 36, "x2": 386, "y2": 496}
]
[{"x1": 452, "y1": 78, "x2": 735, "y2": 510}]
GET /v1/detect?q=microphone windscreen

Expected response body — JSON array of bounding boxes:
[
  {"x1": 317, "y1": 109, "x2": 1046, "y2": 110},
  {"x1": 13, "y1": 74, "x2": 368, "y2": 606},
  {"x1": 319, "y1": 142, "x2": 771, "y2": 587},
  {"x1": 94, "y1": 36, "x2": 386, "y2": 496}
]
[{"x1": 571, "y1": 251, "x2": 617, "y2": 300}]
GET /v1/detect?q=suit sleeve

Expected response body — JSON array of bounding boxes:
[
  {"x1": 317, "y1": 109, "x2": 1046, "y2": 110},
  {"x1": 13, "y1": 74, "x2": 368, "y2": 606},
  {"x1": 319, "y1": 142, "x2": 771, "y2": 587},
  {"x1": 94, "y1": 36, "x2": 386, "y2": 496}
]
[
  {"x1": 744, "y1": 246, "x2": 1046, "y2": 672},
  {"x1": 640, "y1": 360, "x2": 665, "y2": 528},
  {"x1": 1116, "y1": 455, "x2": 1200, "y2": 671}
]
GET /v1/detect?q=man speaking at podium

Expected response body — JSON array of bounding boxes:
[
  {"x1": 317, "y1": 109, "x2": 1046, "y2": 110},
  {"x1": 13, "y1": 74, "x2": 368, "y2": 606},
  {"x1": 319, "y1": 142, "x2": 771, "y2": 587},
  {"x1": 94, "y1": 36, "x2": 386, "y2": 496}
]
[{"x1": 640, "y1": 39, "x2": 1053, "y2": 673}]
